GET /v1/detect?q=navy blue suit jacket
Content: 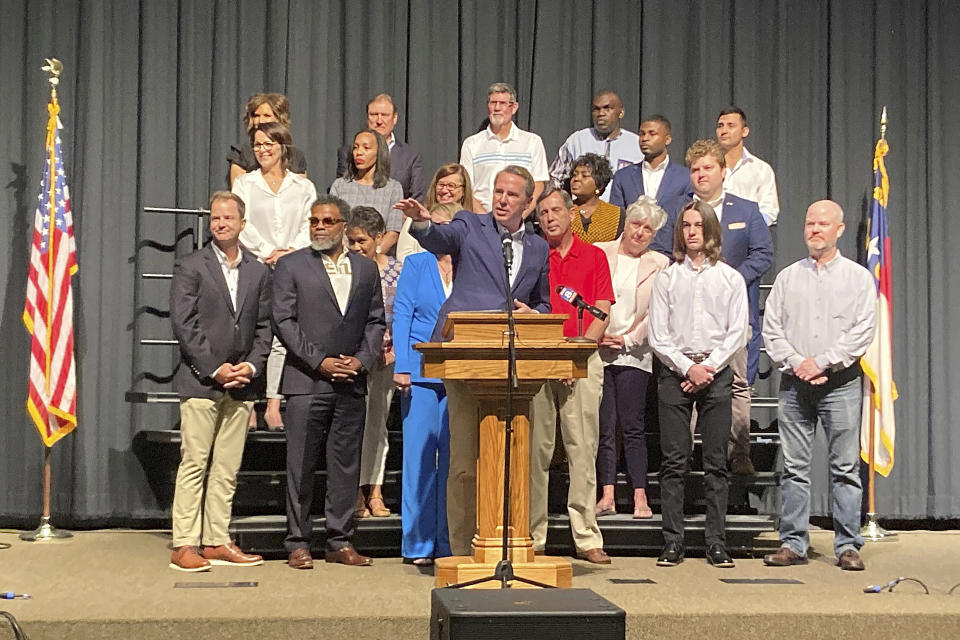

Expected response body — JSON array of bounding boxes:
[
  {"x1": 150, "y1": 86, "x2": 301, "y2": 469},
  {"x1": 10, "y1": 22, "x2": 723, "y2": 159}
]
[
  {"x1": 337, "y1": 140, "x2": 426, "y2": 201},
  {"x1": 410, "y1": 211, "x2": 551, "y2": 340},
  {"x1": 609, "y1": 160, "x2": 690, "y2": 215},
  {"x1": 272, "y1": 248, "x2": 386, "y2": 396}
]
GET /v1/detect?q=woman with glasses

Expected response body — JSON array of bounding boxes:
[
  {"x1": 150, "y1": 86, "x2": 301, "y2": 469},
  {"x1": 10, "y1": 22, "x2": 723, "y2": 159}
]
[
  {"x1": 395, "y1": 163, "x2": 477, "y2": 262},
  {"x1": 228, "y1": 92, "x2": 307, "y2": 187},
  {"x1": 569, "y1": 153, "x2": 622, "y2": 244},
  {"x1": 345, "y1": 207, "x2": 404, "y2": 518},
  {"x1": 232, "y1": 121, "x2": 316, "y2": 430},
  {"x1": 330, "y1": 129, "x2": 404, "y2": 255}
]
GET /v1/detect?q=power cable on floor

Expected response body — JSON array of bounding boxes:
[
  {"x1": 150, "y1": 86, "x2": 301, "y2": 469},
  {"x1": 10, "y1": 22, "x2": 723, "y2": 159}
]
[
  {"x1": 863, "y1": 577, "x2": 929, "y2": 594},
  {"x1": 0, "y1": 611, "x2": 30, "y2": 640}
]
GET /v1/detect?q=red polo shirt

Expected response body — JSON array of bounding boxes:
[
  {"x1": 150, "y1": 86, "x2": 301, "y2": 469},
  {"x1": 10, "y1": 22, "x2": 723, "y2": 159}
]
[{"x1": 548, "y1": 235, "x2": 615, "y2": 337}]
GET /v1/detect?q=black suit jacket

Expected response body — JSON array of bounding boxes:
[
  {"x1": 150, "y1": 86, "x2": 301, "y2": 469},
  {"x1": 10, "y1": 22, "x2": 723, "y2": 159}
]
[
  {"x1": 170, "y1": 244, "x2": 272, "y2": 400},
  {"x1": 272, "y1": 248, "x2": 386, "y2": 396},
  {"x1": 337, "y1": 140, "x2": 426, "y2": 201}
]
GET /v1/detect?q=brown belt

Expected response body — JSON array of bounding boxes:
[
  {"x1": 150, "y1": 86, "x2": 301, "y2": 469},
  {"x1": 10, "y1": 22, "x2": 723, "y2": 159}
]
[{"x1": 684, "y1": 352, "x2": 711, "y2": 364}]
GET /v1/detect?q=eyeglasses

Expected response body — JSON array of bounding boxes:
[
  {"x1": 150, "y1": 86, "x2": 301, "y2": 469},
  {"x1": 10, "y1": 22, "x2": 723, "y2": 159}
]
[
  {"x1": 436, "y1": 181, "x2": 463, "y2": 191},
  {"x1": 309, "y1": 216, "x2": 345, "y2": 228},
  {"x1": 253, "y1": 141, "x2": 279, "y2": 150},
  {"x1": 487, "y1": 100, "x2": 515, "y2": 108}
]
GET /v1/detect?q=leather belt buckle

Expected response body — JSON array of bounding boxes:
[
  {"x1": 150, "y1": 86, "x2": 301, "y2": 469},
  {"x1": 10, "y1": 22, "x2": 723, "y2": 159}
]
[{"x1": 685, "y1": 352, "x2": 710, "y2": 364}]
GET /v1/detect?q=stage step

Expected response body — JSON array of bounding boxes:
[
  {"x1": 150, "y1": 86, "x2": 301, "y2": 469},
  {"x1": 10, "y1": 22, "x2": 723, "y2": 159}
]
[
  {"x1": 136, "y1": 429, "x2": 782, "y2": 518},
  {"x1": 229, "y1": 513, "x2": 778, "y2": 559}
]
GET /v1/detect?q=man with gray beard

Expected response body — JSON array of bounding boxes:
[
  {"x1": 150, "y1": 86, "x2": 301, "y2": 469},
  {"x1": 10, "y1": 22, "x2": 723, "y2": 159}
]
[{"x1": 272, "y1": 194, "x2": 386, "y2": 569}]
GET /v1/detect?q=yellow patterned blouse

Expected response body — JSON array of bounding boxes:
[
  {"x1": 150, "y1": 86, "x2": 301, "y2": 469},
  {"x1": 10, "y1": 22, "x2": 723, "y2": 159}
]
[{"x1": 571, "y1": 200, "x2": 624, "y2": 244}]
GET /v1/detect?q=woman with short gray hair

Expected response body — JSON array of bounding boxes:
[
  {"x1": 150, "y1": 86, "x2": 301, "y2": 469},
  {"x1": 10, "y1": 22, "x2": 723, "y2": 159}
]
[{"x1": 593, "y1": 195, "x2": 669, "y2": 518}]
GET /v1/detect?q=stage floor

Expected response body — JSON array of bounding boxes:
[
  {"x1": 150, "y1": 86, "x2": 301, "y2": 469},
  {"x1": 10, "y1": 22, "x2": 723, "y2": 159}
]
[{"x1": 1, "y1": 529, "x2": 959, "y2": 639}]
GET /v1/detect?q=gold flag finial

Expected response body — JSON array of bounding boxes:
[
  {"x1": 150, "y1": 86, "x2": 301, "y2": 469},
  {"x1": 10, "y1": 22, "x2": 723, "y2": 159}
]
[
  {"x1": 880, "y1": 106, "x2": 887, "y2": 141},
  {"x1": 41, "y1": 58, "x2": 62, "y2": 101}
]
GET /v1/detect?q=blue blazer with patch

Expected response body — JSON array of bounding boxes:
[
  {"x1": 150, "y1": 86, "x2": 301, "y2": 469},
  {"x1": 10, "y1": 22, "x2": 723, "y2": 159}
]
[{"x1": 411, "y1": 211, "x2": 551, "y2": 340}]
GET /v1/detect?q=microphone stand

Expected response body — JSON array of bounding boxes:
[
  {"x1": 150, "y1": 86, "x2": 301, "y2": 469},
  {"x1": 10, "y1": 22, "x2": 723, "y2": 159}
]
[{"x1": 447, "y1": 234, "x2": 553, "y2": 590}]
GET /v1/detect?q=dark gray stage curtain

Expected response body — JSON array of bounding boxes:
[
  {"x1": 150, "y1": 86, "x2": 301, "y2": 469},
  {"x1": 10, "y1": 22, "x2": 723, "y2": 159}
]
[{"x1": 0, "y1": 0, "x2": 956, "y2": 523}]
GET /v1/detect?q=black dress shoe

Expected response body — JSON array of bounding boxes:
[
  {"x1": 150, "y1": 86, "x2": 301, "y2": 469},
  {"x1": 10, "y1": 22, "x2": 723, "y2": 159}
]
[
  {"x1": 656, "y1": 542, "x2": 684, "y2": 567},
  {"x1": 706, "y1": 543, "x2": 735, "y2": 568}
]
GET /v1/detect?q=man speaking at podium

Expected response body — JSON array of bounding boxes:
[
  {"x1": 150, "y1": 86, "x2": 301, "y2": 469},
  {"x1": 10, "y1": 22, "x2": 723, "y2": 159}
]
[{"x1": 396, "y1": 165, "x2": 550, "y2": 555}]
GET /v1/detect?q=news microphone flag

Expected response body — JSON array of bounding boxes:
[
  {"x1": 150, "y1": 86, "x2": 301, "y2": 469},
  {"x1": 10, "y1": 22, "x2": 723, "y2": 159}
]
[
  {"x1": 22, "y1": 90, "x2": 78, "y2": 447},
  {"x1": 860, "y1": 136, "x2": 897, "y2": 476}
]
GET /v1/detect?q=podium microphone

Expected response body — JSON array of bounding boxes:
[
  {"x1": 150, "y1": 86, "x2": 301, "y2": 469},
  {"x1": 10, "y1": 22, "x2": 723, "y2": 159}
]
[
  {"x1": 501, "y1": 233, "x2": 514, "y2": 270},
  {"x1": 556, "y1": 285, "x2": 607, "y2": 321}
]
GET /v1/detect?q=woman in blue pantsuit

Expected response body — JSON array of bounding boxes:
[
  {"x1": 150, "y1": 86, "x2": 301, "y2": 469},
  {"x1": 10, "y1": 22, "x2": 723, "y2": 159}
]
[{"x1": 392, "y1": 203, "x2": 457, "y2": 564}]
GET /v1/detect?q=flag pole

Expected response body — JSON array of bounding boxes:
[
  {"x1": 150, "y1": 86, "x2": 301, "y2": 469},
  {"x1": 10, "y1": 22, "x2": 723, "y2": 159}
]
[
  {"x1": 21, "y1": 58, "x2": 72, "y2": 543},
  {"x1": 861, "y1": 106, "x2": 896, "y2": 543}
]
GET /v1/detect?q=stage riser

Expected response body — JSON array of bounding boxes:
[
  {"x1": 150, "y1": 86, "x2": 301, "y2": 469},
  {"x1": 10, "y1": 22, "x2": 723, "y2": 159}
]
[
  {"x1": 14, "y1": 614, "x2": 960, "y2": 640},
  {"x1": 229, "y1": 514, "x2": 776, "y2": 559}
]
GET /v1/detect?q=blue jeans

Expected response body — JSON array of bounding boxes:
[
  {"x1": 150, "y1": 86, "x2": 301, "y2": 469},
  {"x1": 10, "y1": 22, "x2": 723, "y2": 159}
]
[{"x1": 778, "y1": 374, "x2": 863, "y2": 558}]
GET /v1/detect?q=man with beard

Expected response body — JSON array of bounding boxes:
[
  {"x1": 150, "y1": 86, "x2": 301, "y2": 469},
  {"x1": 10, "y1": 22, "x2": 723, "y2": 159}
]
[{"x1": 272, "y1": 194, "x2": 386, "y2": 569}]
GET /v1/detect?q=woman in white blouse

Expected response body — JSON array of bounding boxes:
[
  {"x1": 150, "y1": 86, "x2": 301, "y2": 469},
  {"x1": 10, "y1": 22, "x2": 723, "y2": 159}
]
[
  {"x1": 593, "y1": 196, "x2": 669, "y2": 519},
  {"x1": 232, "y1": 121, "x2": 317, "y2": 429}
]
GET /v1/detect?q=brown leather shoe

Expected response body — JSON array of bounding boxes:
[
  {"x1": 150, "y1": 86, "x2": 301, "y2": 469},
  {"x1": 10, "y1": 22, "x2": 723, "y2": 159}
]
[
  {"x1": 838, "y1": 549, "x2": 865, "y2": 571},
  {"x1": 169, "y1": 546, "x2": 212, "y2": 572},
  {"x1": 577, "y1": 548, "x2": 612, "y2": 565},
  {"x1": 763, "y1": 546, "x2": 808, "y2": 566},
  {"x1": 203, "y1": 542, "x2": 263, "y2": 566},
  {"x1": 288, "y1": 548, "x2": 314, "y2": 570},
  {"x1": 325, "y1": 546, "x2": 373, "y2": 566}
]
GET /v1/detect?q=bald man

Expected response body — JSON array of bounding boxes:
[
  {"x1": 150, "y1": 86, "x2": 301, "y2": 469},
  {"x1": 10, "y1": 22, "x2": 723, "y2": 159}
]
[
  {"x1": 549, "y1": 90, "x2": 644, "y2": 200},
  {"x1": 761, "y1": 200, "x2": 876, "y2": 571}
]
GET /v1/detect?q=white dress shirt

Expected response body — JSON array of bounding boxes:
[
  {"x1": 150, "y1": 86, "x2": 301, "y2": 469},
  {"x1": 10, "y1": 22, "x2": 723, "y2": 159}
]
[
  {"x1": 723, "y1": 147, "x2": 780, "y2": 225},
  {"x1": 321, "y1": 251, "x2": 353, "y2": 315},
  {"x1": 648, "y1": 256, "x2": 748, "y2": 376},
  {"x1": 233, "y1": 169, "x2": 315, "y2": 260},
  {"x1": 641, "y1": 156, "x2": 671, "y2": 202},
  {"x1": 762, "y1": 250, "x2": 876, "y2": 373}
]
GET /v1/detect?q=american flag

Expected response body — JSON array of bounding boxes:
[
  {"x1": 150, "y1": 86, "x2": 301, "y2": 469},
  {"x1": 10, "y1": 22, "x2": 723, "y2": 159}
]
[
  {"x1": 22, "y1": 96, "x2": 78, "y2": 447},
  {"x1": 860, "y1": 136, "x2": 897, "y2": 476}
]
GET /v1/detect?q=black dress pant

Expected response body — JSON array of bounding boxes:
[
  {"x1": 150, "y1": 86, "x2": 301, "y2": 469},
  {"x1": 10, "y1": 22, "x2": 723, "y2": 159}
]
[
  {"x1": 658, "y1": 365, "x2": 733, "y2": 547},
  {"x1": 284, "y1": 390, "x2": 366, "y2": 553}
]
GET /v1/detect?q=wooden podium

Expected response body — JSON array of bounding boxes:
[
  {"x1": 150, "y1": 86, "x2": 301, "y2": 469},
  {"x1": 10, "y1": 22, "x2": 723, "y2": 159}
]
[{"x1": 415, "y1": 312, "x2": 595, "y2": 588}]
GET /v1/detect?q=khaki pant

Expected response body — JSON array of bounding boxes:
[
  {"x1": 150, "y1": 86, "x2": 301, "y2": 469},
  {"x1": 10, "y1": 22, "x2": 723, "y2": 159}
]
[
  {"x1": 444, "y1": 380, "x2": 481, "y2": 556},
  {"x1": 359, "y1": 360, "x2": 395, "y2": 486},
  {"x1": 172, "y1": 395, "x2": 252, "y2": 547},
  {"x1": 529, "y1": 352, "x2": 604, "y2": 553},
  {"x1": 729, "y1": 344, "x2": 752, "y2": 459}
]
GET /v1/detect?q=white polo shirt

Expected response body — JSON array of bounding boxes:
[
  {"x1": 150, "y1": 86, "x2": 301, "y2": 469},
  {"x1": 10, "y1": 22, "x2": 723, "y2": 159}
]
[{"x1": 460, "y1": 122, "x2": 548, "y2": 210}]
